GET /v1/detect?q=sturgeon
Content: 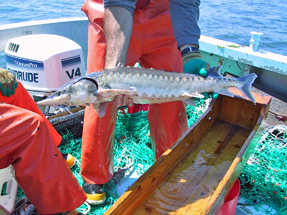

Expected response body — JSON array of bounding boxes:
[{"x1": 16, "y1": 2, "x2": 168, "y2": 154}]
[{"x1": 37, "y1": 67, "x2": 257, "y2": 116}]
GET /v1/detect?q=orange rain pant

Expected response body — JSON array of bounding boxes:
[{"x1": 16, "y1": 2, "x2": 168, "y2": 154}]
[
  {"x1": 81, "y1": 0, "x2": 188, "y2": 185},
  {"x1": 0, "y1": 82, "x2": 86, "y2": 214}
]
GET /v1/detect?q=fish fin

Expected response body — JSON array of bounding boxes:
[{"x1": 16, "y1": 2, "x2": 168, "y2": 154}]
[
  {"x1": 93, "y1": 104, "x2": 100, "y2": 114},
  {"x1": 214, "y1": 88, "x2": 235, "y2": 97},
  {"x1": 208, "y1": 66, "x2": 223, "y2": 77},
  {"x1": 237, "y1": 73, "x2": 257, "y2": 104},
  {"x1": 184, "y1": 98, "x2": 196, "y2": 106},
  {"x1": 182, "y1": 92, "x2": 205, "y2": 98},
  {"x1": 93, "y1": 102, "x2": 110, "y2": 117}
]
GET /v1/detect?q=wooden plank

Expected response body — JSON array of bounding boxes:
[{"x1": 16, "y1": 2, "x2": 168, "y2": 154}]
[
  {"x1": 185, "y1": 128, "x2": 250, "y2": 215},
  {"x1": 203, "y1": 128, "x2": 251, "y2": 215},
  {"x1": 219, "y1": 95, "x2": 263, "y2": 130},
  {"x1": 229, "y1": 86, "x2": 284, "y2": 128},
  {"x1": 131, "y1": 122, "x2": 250, "y2": 215},
  {"x1": 214, "y1": 124, "x2": 238, "y2": 155}
]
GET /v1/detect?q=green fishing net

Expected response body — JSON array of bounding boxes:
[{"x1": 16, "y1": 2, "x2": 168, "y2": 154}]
[
  {"x1": 239, "y1": 125, "x2": 287, "y2": 215},
  {"x1": 11, "y1": 98, "x2": 287, "y2": 215}
]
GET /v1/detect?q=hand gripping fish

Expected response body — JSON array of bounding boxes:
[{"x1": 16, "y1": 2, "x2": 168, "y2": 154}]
[{"x1": 37, "y1": 67, "x2": 257, "y2": 117}]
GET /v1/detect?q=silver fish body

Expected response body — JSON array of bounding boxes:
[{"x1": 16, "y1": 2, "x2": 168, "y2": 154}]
[{"x1": 37, "y1": 67, "x2": 257, "y2": 108}]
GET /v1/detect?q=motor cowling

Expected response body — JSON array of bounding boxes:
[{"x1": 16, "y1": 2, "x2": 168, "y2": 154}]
[{"x1": 5, "y1": 34, "x2": 86, "y2": 98}]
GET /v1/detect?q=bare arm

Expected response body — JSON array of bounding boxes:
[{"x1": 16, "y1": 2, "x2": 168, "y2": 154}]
[
  {"x1": 104, "y1": 6, "x2": 134, "y2": 107},
  {"x1": 104, "y1": 6, "x2": 133, "y2": 69}
]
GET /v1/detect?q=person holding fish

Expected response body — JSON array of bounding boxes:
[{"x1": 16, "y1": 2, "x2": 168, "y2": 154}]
[
  {"x1": 80, "y1": 0, "x2": 216, "y2": 205},
  {"x1": 0, "y1": 68, "x2": 86, "y2": 214}
]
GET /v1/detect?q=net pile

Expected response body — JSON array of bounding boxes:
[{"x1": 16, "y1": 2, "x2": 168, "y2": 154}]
[{"x1": 239, "y1": 125, "x2": 287, "y2": 214}]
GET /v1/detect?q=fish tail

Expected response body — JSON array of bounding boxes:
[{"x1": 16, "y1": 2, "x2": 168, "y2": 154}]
[{"x1": 237, "y1": 73, "x2": 257, "y2": 103}]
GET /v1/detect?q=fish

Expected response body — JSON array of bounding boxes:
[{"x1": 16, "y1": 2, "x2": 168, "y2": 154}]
[{"x1": 37, "y1": 66, "x2": 257, "y2": 117}]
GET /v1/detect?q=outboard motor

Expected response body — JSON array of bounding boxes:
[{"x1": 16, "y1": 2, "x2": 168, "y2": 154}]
[{"x1": 4, "y1": 34, "x2": 86, "y2": 105}]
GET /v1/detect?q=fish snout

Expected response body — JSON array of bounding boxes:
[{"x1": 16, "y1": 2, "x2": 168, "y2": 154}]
[{"x1": 37, "y1": 78, "x2": 98, "y2": 106}]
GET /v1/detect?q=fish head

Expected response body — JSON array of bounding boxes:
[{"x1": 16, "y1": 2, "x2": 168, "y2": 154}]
[{"x1": 37, "y1": 78, "x2": 98, "y2": 106}]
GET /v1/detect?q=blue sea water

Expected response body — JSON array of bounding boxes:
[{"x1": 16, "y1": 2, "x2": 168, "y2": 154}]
[{"x1": 0, "y1": 0, "x2": 286, "y2": 56}]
